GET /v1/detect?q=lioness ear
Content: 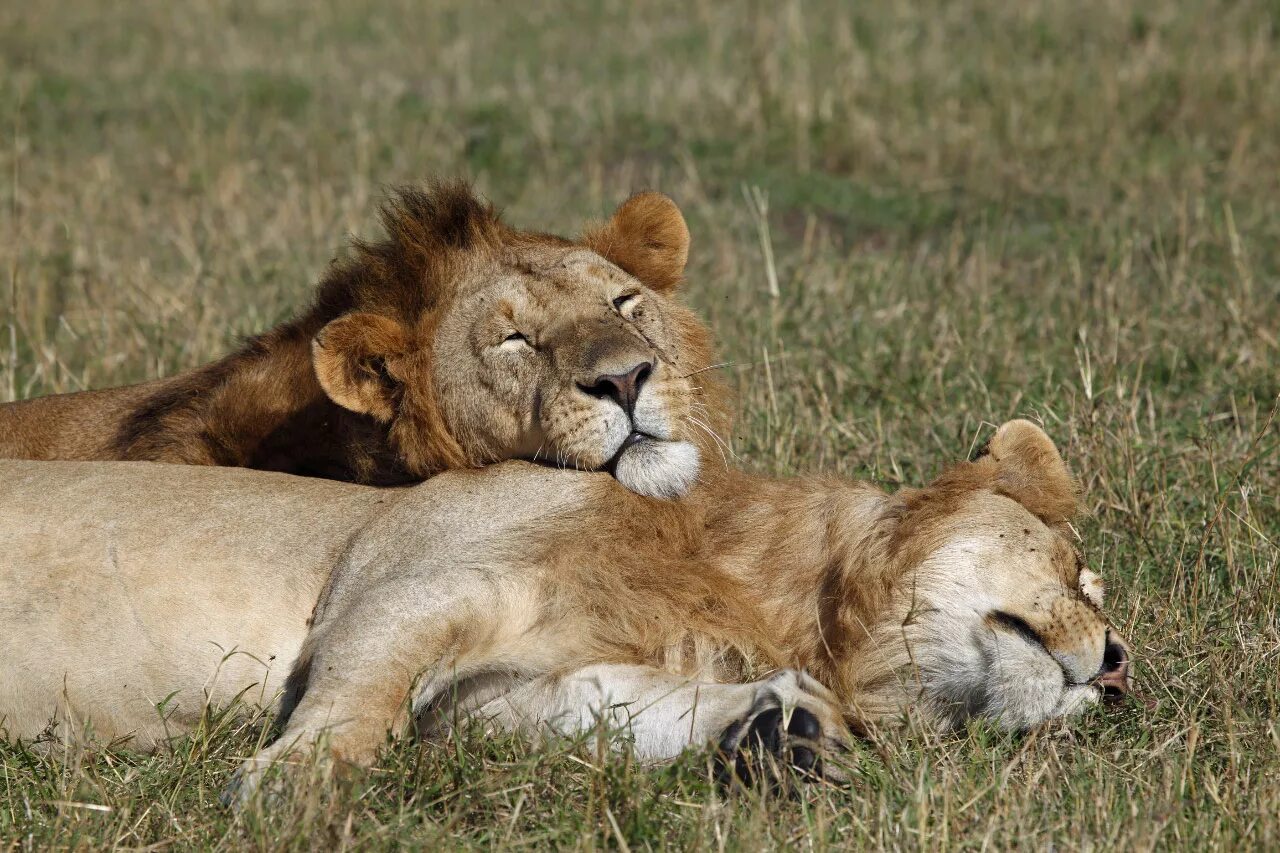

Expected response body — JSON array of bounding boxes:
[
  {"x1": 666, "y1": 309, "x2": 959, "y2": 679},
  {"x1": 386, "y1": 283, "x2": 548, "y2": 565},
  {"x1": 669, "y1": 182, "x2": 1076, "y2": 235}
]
[
  {"x1": 975, "y1": 419, "x2": 1079, "y2": 526},
  {"x1": 582, "y1": 191, "x2": 690, "y2": 292},
  {"x1": 312, "y1": 313, "x2": 410, "y2": 422}
]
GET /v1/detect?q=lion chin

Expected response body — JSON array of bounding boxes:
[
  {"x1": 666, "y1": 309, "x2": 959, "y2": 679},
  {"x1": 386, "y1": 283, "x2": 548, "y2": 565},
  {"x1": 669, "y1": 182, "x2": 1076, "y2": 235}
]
[{"x1": 611, "y1": 438, "x2": 700, "y2": 500}]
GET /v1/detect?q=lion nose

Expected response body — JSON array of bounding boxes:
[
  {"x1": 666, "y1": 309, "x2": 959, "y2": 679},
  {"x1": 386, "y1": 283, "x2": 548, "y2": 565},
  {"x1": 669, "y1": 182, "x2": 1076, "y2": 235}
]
[
  {"x1": 578, "y1": 361, "x2": 652, "y2": 415},
  {"x1": 1096, "y1": 632, "x2": 1130, "y2": 697}
]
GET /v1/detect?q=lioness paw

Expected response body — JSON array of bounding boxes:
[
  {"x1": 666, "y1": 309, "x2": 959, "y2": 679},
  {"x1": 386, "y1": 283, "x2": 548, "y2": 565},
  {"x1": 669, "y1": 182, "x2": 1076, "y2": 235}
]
[
  {"x1": 714, "y1": 670, "x2": 849, "y2": 790},
  {"x1": 222, "y1": 737, "x2": 329, "y2": 810}
]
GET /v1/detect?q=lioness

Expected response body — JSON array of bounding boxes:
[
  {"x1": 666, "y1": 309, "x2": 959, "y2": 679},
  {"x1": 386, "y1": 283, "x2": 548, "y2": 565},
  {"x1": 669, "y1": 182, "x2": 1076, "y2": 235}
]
[
  {"x1": 0, "y1": 420, "x2": 1130, "y2": 796},
  {"x1": 0, "y1": 183, "x2": 722, "y2": 498}
]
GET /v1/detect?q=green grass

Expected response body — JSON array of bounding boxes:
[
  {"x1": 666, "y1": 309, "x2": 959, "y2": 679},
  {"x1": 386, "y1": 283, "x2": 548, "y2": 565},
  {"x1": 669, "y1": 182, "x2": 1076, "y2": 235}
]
[{"x1": 2, "y1": 0, "x2": 1278, "y2": 848}]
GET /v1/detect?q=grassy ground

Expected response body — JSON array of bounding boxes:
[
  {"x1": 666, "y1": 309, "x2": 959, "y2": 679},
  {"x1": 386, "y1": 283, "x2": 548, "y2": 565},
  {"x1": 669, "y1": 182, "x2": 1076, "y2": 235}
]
[{"x1": 3, "y1": 0, "x2": 1279, "y2": 848}]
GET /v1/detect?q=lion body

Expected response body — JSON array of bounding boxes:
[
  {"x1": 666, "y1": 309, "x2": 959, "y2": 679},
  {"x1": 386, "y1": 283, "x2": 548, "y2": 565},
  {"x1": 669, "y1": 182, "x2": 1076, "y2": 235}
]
[
  {"x1": 0, "y1": 185, "x2": 722, "y2": 497},
  {"x1": 0, "y1": 422, "x2": 1130, "y2": 787},
  {"x1": 0, "y1": 382, "x2": 167, "y2": 462}
]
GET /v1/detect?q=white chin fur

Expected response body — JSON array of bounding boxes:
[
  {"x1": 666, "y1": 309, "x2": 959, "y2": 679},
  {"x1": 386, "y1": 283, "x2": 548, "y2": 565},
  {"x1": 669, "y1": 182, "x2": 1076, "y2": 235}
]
[{"x1": 613, "y1": 440, "x2": 700, "y2": 500}]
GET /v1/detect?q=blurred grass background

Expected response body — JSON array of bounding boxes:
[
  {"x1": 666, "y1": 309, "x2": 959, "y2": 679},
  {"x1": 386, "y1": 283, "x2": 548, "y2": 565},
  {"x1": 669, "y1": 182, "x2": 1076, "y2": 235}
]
[{"x1": 2, "y1": 0, "x2": 1278, "y2": 848}]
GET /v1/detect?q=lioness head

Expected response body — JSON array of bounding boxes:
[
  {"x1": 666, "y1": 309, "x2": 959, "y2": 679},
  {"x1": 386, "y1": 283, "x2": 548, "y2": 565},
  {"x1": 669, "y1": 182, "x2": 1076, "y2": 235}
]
[
  {"x1": 847, "y1": 420, "x2": 1132, "y2": 730},
  {"x1": 310, "y1": 182, "x2": 723, "y2": 499}
]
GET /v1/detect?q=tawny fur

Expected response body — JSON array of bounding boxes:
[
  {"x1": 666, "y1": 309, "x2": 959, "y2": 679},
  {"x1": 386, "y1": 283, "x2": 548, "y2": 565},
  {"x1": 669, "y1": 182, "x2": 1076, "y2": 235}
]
[
  {"x1": 0, "y1": 420, "x2": 1130, "y2": 792},
  {"x1": 0, "y1": 184, "x2": 727, "y2": 494}
]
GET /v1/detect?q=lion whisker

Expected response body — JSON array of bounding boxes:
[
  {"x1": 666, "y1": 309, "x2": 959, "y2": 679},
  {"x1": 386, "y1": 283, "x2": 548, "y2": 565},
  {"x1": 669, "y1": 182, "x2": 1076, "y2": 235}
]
[
  {"x1": 686, "y1": 415, "x2": 732, "y2": 464},
  {"x1": 680, "y1": 361, "x2": 737, "y2": 380}
]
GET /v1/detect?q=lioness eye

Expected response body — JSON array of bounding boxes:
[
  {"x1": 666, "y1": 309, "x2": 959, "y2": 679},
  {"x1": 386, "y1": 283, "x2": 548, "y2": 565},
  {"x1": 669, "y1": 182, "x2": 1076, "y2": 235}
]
[{"x1": 613, "y1": 293, "x2": 639, "y2": 313}]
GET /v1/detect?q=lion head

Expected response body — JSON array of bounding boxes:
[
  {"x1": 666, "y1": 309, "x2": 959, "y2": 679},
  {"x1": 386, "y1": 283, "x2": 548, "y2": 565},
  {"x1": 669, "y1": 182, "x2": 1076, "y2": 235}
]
[
  {"x1": 840, "y1": 420, "x2": 1132, "y2": 730},
  {"x1": 309, "y1": 182, "x2": 724, "y2": 499}
]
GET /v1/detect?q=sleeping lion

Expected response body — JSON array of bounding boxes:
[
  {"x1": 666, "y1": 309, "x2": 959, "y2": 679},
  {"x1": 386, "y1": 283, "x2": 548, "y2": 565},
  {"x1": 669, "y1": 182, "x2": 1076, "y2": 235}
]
[
  {"x1": 0, "y1": 419, "x2": 1131, "y2": 797},
  {"x1": 0, "y1": 182, "x2": 722, "y2": 498}
]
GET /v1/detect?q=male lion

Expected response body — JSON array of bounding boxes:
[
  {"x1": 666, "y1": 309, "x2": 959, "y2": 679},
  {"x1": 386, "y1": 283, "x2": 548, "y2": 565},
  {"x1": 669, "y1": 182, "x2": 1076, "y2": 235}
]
[
  {"x1": 0, "y1": 420, "x2": 1130, "y2": 795},
  {"x1": 0, "y1": 183, "x2": 721, "y2": 498}
]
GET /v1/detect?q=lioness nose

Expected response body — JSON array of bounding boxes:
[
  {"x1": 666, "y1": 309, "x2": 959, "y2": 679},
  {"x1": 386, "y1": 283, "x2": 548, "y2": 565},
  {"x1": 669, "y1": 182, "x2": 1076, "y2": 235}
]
[
  {"x1": 1097, "y1": 632, "x2": 1130, "y2": 697},
  {"x1": 579, "y1": 361, "x2": 652, "y2": 415}
]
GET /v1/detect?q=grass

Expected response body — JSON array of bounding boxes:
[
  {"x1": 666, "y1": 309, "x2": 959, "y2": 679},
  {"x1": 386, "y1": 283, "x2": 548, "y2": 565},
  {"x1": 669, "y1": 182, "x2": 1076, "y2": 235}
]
[{"x1": 2, "y1": 0, "x2": 1278, "y2": 848}]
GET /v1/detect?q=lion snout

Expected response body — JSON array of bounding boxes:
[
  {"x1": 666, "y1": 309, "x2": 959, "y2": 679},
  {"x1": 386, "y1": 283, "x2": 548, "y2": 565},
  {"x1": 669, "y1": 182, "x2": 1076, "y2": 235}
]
[
  {"x1": 576, "y1": 360, "x2": 653, "y2": 417},
  {"x1": 1095, "y1": 631, "x2": 1131, "y2": 698}
]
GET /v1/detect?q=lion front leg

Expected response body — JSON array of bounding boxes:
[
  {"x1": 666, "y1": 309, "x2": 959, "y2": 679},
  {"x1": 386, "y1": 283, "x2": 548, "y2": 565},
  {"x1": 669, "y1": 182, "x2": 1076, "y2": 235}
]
[
  {"x1": 227, "y1": 565, "x2": 544, "y2": 805},
  {"x1": 225, "y1": 653, "x2": 421, "y2": 805},
  {"x1": 227, "y1": 663, "x2": 415, "y2": 805},
  {"x1": 472, "y1": 664, "x2": 852, "y2": 786}
]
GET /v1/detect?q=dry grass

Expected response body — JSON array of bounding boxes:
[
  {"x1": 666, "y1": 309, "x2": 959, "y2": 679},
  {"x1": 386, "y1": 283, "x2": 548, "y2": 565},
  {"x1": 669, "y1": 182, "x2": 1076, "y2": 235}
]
[{"x1": 2, "y1": 0, "x2": 1278, "y2": 848}]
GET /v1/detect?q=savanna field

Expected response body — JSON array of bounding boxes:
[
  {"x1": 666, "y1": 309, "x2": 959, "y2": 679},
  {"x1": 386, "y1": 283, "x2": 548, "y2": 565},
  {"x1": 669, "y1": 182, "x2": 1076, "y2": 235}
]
[{"x1": 2, "y1": 0, "x2": 1279, "y2": 848}]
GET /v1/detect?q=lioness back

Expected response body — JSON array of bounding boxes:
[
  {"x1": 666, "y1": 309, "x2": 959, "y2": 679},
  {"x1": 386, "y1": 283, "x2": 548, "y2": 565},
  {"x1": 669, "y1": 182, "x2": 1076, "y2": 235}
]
[{"x1": 0, "y1": 182, "x2": 727, "y2": 498}]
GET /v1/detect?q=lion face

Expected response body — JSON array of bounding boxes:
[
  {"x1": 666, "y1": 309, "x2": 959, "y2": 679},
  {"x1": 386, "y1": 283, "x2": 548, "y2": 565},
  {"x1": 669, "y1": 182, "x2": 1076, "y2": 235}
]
[
  {"x1": 904, "y1": 494, "x2": 1131, "y2": 730},
  {"x1": 309, "y1": 185, "x2": 723, "y2": 498},
  {"x1": 432, "y1": 248, "x2": 708, "y2": 499},
  {"x1": 851, "y1": 420, "x2": 1131, "y2": 730}
]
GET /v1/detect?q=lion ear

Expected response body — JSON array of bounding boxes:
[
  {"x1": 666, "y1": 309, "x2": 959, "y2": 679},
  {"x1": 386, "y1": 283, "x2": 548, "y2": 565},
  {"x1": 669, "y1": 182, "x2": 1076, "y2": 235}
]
[
  {"x1": 312, "y1": 313, "x2": 410, "y2": 422},
  {"x1": 582, "y1": 191, "x2": 690, "y2": 293},
  {"x1": 975, "y1": 419, "x2": 1079, "y2": 526}
]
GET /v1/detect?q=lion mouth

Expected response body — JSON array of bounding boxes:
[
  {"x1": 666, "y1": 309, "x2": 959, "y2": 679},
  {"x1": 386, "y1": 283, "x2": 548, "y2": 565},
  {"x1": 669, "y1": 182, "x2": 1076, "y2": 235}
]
[
  {"x1": 604, "y1": 430, "x2": 656, "y2": 471},
  {"x1": 601, "y1": 430, "x2": 700, "y2": 500}
]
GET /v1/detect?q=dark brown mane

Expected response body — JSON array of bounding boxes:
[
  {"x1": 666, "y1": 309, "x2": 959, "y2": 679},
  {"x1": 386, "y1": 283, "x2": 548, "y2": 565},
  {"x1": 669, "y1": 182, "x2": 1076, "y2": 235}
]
[
  {"x1": 311, "y1": 181, "x2": 508, "y2": 325},
  {"x1": 105, "y1": 181, "x2": 510, "y2": 482}
]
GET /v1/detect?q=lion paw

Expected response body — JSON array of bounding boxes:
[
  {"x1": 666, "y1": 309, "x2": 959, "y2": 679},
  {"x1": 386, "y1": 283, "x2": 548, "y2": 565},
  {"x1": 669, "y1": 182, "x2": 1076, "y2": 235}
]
[{"x1": 714, "y1": 670, "x2": 848, "y2": 790}]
